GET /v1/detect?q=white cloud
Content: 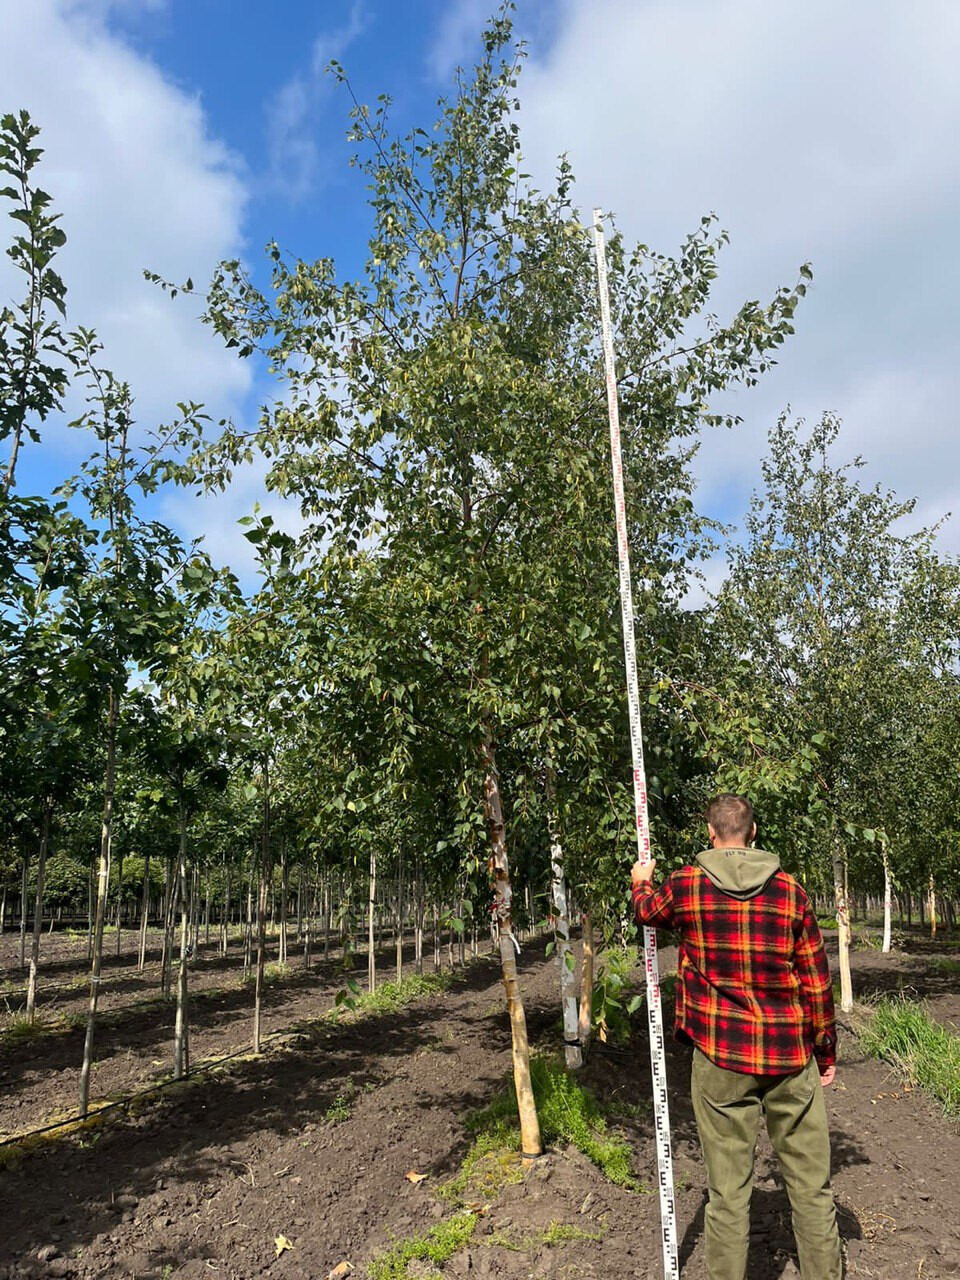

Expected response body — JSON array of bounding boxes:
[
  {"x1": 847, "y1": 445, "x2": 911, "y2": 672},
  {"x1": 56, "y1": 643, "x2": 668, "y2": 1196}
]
[
  {"x1": 265, "y1": 1, "x2": 367, "y2": 201},
  {"x1": 517, "y1": 0, "x2": 960, "y2": 549},
  {"x1": 161, "y1": 457, "x2": 308, "y2": 583},
  {"x1": 0, "y1": 0, "x2": 251, "y2": 474}
]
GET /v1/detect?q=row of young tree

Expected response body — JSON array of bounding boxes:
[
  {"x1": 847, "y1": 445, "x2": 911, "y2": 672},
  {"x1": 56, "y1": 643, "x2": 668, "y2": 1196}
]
[{"x1": 3, "y1": 15, "x2": 959, "y2": 1149}]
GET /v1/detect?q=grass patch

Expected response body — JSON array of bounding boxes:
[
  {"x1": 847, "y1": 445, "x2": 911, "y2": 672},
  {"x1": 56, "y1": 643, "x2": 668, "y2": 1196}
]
[
  {"x1": 331, "y1": 971, "x2": 455, "y2": 1021},
  {"x1": 931, "y1": 956, "x2": 960, "y2": 975},
  {"x1": 487, "y1": 1220, "x2": 603, "y2": 1252},
  {"x1": 857, "y1": 997, "x2": 960, "y2": 1116},
  {"x1": 0, "y1": 1014, "x2": 50, "y2": 1045},
  {"x1": 454, "y1": 1056, "x2": 642, "y2": 1192},
  {"x1": 367, "y1": 1211, "x2": 476, "y2": 1280},
  {"x1": 439, "y1": 1123, "x2": 525, "y2": 1202}
]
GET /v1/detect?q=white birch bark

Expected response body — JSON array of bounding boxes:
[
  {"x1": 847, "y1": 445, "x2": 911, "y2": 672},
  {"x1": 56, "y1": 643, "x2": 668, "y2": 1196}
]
[{"x1": 546, "y1": 775, "x2": 581, "y2": 1069}]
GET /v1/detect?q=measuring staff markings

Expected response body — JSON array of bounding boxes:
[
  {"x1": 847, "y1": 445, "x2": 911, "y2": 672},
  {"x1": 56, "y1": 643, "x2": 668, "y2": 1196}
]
[{"x1": 592, "y1": 210, "x2": 679, "y2": 1280}]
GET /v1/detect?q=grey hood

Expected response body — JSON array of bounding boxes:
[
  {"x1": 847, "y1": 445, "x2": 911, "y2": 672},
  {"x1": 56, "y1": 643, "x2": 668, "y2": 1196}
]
[{"x1": 695, "y1": 848, "x2": 781, "y2": 900}]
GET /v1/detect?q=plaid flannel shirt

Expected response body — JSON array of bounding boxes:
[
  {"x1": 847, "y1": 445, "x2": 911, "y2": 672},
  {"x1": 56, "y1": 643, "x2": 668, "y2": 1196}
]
[{"x1": 633, "y1": 864, "x2": 837, "y2": 1075}]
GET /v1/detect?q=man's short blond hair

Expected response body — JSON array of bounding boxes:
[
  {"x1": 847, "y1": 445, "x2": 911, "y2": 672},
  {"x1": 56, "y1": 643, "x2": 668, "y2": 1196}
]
[{"x1": 706, "y1": 794, "x2": 754, "y2": 843}]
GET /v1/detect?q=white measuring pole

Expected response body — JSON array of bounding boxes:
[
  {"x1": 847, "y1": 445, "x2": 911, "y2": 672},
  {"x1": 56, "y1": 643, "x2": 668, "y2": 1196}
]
[{"x1": 592, "y1": 209, "x2": 679, "y2": 1280}]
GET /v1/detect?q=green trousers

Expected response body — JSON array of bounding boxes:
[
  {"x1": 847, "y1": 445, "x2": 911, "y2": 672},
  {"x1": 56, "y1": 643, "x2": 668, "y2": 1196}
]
[{"x1": 691, "y1": 1048, "x2": 842, "y2": 1280}]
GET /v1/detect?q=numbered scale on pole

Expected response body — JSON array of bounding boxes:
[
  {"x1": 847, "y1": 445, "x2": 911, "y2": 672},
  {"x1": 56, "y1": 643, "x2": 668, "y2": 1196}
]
[{"x1": 592, "y1": 209, "x2": 679, "y2": 1280}]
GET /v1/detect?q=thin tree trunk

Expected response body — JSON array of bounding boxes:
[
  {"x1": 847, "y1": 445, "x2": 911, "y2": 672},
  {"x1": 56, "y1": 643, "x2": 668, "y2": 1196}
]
[
  {"x1": 26, "y1": 799, "x2": 53, "y2": 1021},
  {"x1": 220, "y1": 858, "x2": 230, "y2": 957},
  {"x1": 204, "y1": 877, "x2": 211, "y2": 948},
  {"x1": 18, "y1": 853, "x2": 29, "y2": 969},
  {"x1": 415, "y1": 861, "x2": 424, "y2": 975},
  {"x1": 114, "y1": 850, "x2": 124, "y2": 958},
  {"x1": 190, "y1": 864, "x2": 200, "y2": 954},
  {"x1": 482, "y1": 728, "x2": 541, "y2": 1162},
  {"x1": 0, "y1": 885, "x2": 6, "y2": 934},
  {"x1": 324, "y1": 873, "x2": 331, "y2": 961},
  {"x1": 832, "y1": 841, "x2": 854, "y2": 1013},
  {"x1": 395, "y1": 859, "x2": 404, "y2": 984},
  {"x1": 79, "y1": 686, "x2": 118, "y2": 1118},
  {"x1": 881, "y1": 841, "x2": 893, "y2": 955},
  {"x1": 253, "y1": 759, "x2": 272, "y2": 1053},
  {"x1": 579, "y1": 911, "x2": 595, "y2": 1052},
  {"x1": 243, "y1": 874, "x2": 253, "y2": 978},
  {"x1": 279, "y1": 837, "x2": 288, "y2": 967},
  {"x1": 546, "y1": 774, "x2": 581, "y2": 1069},
  {"x1": 160, "y1": 854, "x2": 175, "y2": 999},
  {"x1": 173, "y1": 796, "x2": 191, "y2": 1079},
  {"x1": 86, "y1": 861, "x2": 94, "y2": 964},
  {"x1": 367, "y1": 846, "x2": 377, "y2": 994},
  {"x1": 303, "y1": 872, "x2": 313, "y2": 971},
  {"x1": 929, "y1": 874, "x2": 937, "y2": 941},
  {"x1": 138, "y1": 852, "x2": 150, "y2": 971}
]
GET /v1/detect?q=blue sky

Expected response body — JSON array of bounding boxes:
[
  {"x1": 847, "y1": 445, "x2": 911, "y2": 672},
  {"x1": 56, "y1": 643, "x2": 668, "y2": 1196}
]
[{"x1": 2, "y1": 1, "x2": 959, "y2": 590}]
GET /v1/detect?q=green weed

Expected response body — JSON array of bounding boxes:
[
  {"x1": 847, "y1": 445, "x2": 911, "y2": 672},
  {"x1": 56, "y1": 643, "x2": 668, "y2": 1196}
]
[
  {"x1": 323, "y1": 1092, "x2": 353, "y2": 1124},
  {"x1": 367, "y1": 1211, "x2": 476, "y2": 1280},
  {"x1": 857, "y1": 997, "x2": 960, "y2": 1116},
  {"x1": 930, "y1": 956, "x2": 960, "y2": 975}
]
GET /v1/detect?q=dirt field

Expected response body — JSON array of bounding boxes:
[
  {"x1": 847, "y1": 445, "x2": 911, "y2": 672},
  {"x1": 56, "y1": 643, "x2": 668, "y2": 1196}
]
[{"x1": 1, "y1": 928, "x2": 959, "y2": 1279}]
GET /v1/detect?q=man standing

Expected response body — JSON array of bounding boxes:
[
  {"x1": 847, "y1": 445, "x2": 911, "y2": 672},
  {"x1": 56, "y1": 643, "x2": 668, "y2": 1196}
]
[{"x1": 632, "y1": 793, "x2": 842, "y2": 1280}]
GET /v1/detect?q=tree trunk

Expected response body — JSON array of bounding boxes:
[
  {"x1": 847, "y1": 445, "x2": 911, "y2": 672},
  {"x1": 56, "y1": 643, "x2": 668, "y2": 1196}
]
[
  {"x1": 26, "y1": 799, "x2": 53, "y2": 1021},
  {"x1": 79, "y1": 686, "x2": 118, "y2": 1118},
  {"x1": 395, "y1": 860, "x2": 404, "y2": 984},
  {"x1": 114, "y1": 850, "x2": 124, "y2": 958},
  {"x1": 18, "y1": 853, "x2": 29, "y2": 969},
  {"x1": 881, "y1": 842, "x2": 893, "y2": 955},
  {"x1": 86, "y1": 861, "x2": 94, "y2": 964},
  {"x1": 367, "y1": 846, "x2": 377, "y2": 994},
  {"x1": 482, "y1": 728, "x2": 541, "y2": 1162},
  {"x1": 579, "y1": 911, "x2": 595, "y2": 1052},
  {"x1": 546, "y1": 775, "x2": 581, "y2": 1069},
  {"x1": 243, "y1": 874, "x2": 253, "y2": 978},
  {"x1": 303, "y1": 872, "x2": 313, "y2": 971},
  {"x1": 832, "y1": 841, "x2": 853, "y2": 1013},
  {"x1": 190, "y1": 863, "x2": 200, "y2": 955},
  {"x1": 138, "y1": 852, "x2": 150, "y2": 971},
  {"x1": 415, "y1": 861, "x2": 424, "y2": 975},
  {"x1": 204, "y1": 877, "x2": 211, "y2": 948},
  {"x1": 929, "y1": 874, "x2": 937, "y2": 941},
  {"x1": 253, "y1": 760, "x2": 272, "y2": 1053},
  {"x1": 173, "y1": 796, "x2": 191, "y2": 1079},
  {"x1": 279, "y1": 837, "x2": 288, "y2": 967},
  {"x1": 160, "y1": 854, "x2": 175, "y2": 999},
  {"x1": 323, "y1": 873, "x2": 331, "y2": 961},
  {"x1": 220, "y1": 859, "x2": 230, "y2": 957},
  {"x1": 0, "y1": 885, "x2": 6, "y2": 935}
]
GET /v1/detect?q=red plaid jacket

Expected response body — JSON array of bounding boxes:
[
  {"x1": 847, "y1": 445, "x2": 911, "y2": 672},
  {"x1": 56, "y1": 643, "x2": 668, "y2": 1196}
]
[{"x1": 633, "y1": 865, "x2": 836, "y2": 1075}]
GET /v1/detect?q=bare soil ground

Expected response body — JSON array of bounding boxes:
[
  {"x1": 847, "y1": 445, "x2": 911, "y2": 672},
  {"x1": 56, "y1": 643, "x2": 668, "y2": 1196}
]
[
  {"x1": 0, "y1": 927, "x2": 443, "y2": 1137},
  {"x1": 1, "y1": 928, "x2": 959, "y2": 1279}
]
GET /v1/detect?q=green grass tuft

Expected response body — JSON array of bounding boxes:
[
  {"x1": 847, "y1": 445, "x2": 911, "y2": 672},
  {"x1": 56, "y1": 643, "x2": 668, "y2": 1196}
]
[
  {"x1": 367, "y1": 1211, "x2": 476, "y2": 1280},
  {"x1": 439, "y1": 1122, "x2": 524, "y2": 1202},
  {"x1": 487, "y1": 1219, "x2": 604, "y2": 1251},
  {"x1": 351, "y1": 971, "x2": 454, "y2": 1016},
  {"x1": 458, "y1": 1057, "x2": 641, "y2": 1191},
  {"x1": 857, "y1": 997, "x2": 960, "y2": 1116},
  {"x1": 0, "y1": 1014, "x2": 49, "y2": 1045}
]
